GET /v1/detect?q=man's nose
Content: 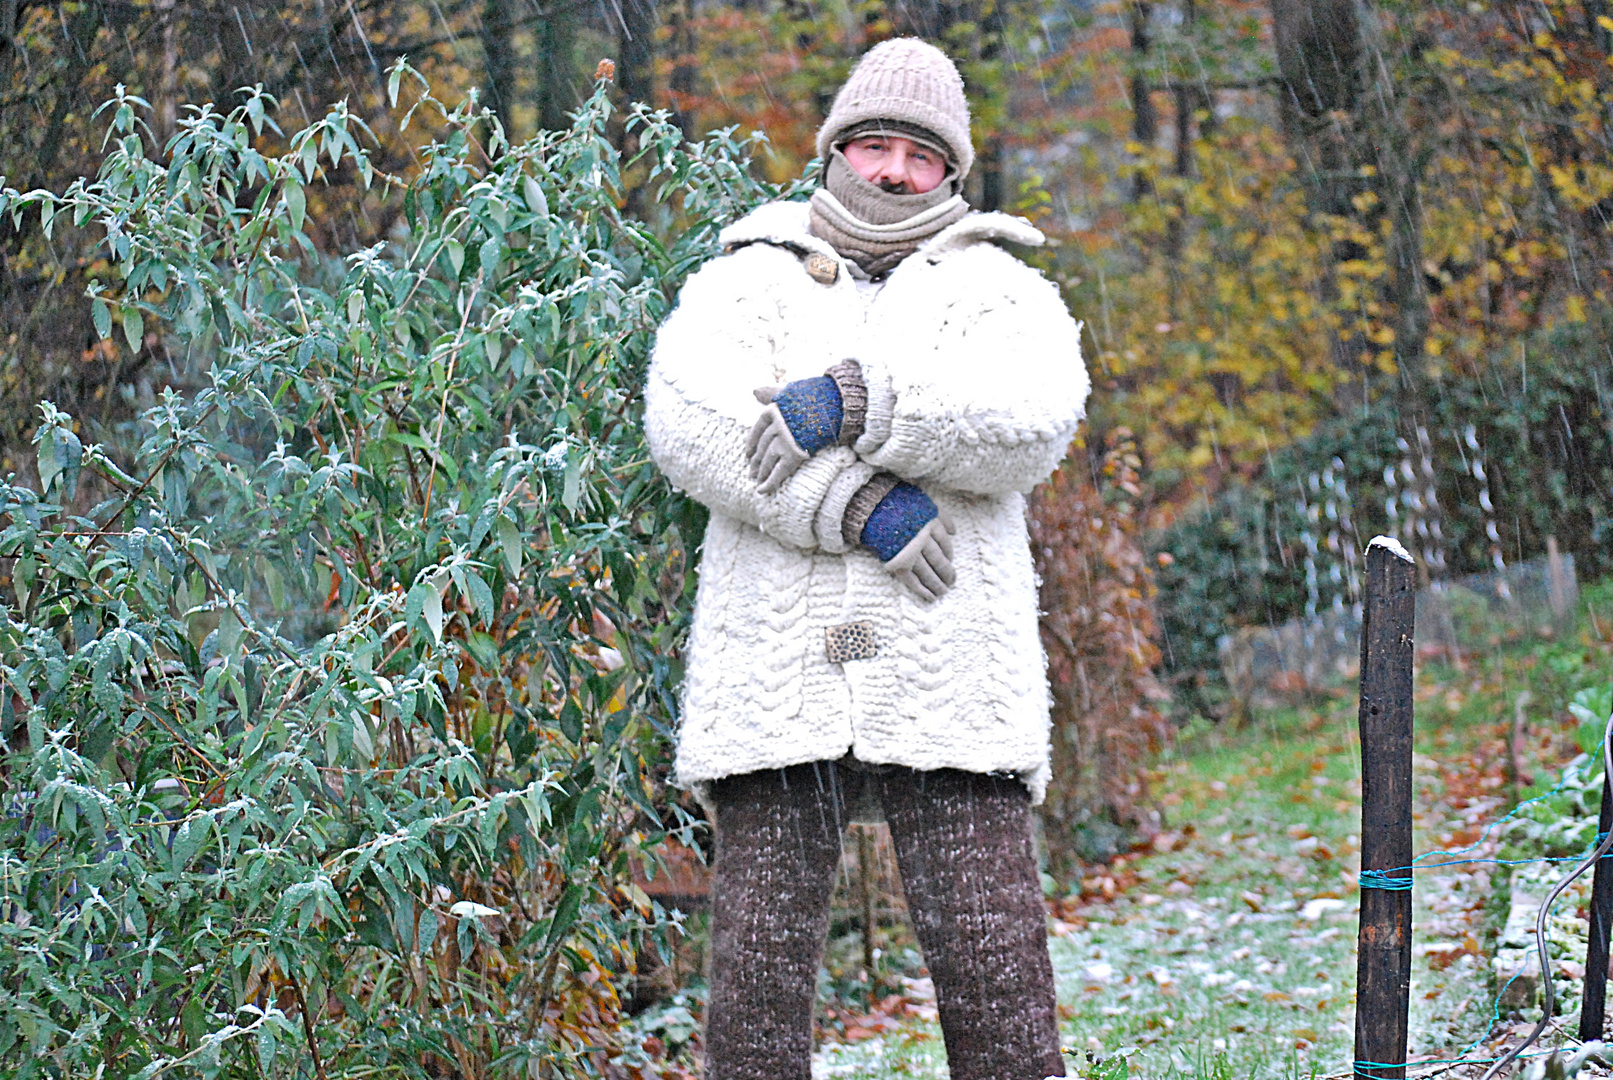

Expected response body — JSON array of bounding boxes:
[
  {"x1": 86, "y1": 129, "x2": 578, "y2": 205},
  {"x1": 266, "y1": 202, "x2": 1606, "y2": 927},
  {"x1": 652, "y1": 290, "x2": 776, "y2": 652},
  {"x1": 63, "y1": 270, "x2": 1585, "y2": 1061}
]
[{"x1": 875, "y1": 148, "x2": 913, "y2": 191}]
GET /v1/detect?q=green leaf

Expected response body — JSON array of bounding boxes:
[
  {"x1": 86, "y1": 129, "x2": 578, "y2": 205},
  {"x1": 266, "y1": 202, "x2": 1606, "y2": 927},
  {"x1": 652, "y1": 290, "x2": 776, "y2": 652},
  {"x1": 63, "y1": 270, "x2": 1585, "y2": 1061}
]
[
  {"x1": 559, "y1": 699, "x2": 584, "y2": 744},
  {"x1": 36, "y1": 432, "x2": 60, "y2": 496},
  {"x1": 523, "y1": 175, "x2": 548, "y2": 218},
  {"x1": 36, "y1": 427, "x2": 81, "y2": 499},
  {"x1": 407, "y1": 582, "x2": 443, "y2": 645},
  {"x1": 465, "y1": 630, "x2": 499, "y2": 671},
  {"x1": 497, "y1": 516, "x2": 521, "y2": 578},
  {"x1": 285, "y1": 180, "x2": 306, "y2": 232},
  {"x1": 352, "y1": 714, "x2": 374, "y2": 762},
  {"x1": 543, "y1": 884, "x2": 584, "y2": 953},
  {"x1": 464, "y1": 570, "x2": 495, "y2": 628},
  {"x1": 218, "y1": 609, "x2": 242, "y2": 655},
  {"x1": 444, "y1": 239, "x2": 464, "y2": 276},
  {"x1": 479, "y1": 236, "x2": 501, "y2": 276},
  {"x1": 92, "y1": 297, "x2": 112, "y2": 340},
  {"x1": 255, "y1": 1026, "x2": 278, "y2": 1072},
  {"x1": 122, "y1": 306, "x2": 144, "y2": 354},
  {"x1": 562, "y1": 451, "x2": 581, "y2": 513},
  {"x1": 13, "y1": 555, "x2": 34, "y2": 611},
  {"x1": 262, "y1": 558, "x2": 285, "y2": 610},
  {"x1": 172, "y1": 817, "x2": 212, "y2": 869}
]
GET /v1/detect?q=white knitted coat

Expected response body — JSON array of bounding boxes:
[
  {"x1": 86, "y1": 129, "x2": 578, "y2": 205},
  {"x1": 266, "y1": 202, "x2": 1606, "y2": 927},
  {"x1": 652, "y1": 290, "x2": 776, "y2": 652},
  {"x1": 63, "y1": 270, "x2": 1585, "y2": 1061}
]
[{"x1": 644, "y1": 201, "x2": 1090, "y2": 803}]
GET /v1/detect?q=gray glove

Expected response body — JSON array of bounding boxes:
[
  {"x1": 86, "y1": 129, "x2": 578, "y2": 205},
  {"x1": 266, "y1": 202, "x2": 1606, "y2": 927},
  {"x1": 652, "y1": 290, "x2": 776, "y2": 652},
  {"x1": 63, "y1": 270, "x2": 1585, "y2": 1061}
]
[
  {"x1": 884, "y1": 513, "x2": 956, "y2": 602},
  {"x1": 745, "y1": 387, "x2": 810, "y2": 494}
]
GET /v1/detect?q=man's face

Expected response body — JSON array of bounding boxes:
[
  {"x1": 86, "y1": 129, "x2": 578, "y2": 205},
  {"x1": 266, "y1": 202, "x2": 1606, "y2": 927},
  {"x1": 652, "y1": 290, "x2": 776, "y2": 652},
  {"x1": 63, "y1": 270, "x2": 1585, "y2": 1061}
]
[{"x1": 841, "y1": 134, "x2": 949, "y2": 195}]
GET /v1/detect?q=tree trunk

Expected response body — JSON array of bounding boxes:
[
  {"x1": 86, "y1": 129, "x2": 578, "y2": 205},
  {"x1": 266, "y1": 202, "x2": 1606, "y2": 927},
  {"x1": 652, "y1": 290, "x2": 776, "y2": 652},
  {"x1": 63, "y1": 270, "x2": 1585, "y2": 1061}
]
[
  {"x1": 1163, "y1": 0, "x2": 1199, "y2": 285},
  {"x1": 617, "y1": 0, "x2": 656, "y2": 111},
  {"x1": 1129, "y1": 1, "x2": 1157, "y2": 201},
  {"x1": 481, "y1": 0, "x2": 517, "y2": 138},
  {"x1": 1270, "y1": 0, "x2": 1439, "y2": 575},
  {"x1": 1271, "y1": 0, "x2": 1430, "y2": 376},
  {"x1": 537, "y1": 2, "x2": 578, "y2": 132},
  {"x1": 617, "y1": 0, "x2": 657, "y2": 215},
  {"x1": 156, "y1": 0, "x2": 178, "y2": 143},
  {"x1": 666, "y1": 0, "x2": 697, "y2": 141},
  {"x1": 977, "y1": 0, "x2": 1007, "y2": 211}
]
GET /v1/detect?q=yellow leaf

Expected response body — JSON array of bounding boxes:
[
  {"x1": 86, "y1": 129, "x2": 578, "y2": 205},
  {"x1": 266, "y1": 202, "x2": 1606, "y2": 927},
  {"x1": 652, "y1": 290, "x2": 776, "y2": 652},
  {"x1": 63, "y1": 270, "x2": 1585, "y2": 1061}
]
[{"x1": 1566, "y1": 295, "x2": 1587, "y2": 323}]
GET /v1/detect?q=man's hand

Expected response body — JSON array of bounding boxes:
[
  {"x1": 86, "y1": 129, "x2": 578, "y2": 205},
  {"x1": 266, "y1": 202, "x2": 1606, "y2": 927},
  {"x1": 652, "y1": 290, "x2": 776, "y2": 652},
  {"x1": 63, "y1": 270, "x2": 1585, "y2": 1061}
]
[
  {"x1": 745, "y1": 367, "x2": 864, "y2": 494},
  {"x1": 884, "y1": 513, "x2": 956, "y2": 602},
  {"x1": 746, "y1": 387, "x2": 811, "y2": 494},
  {"x1": 854, "y1": 478, "x2": 956, "y2": 602}
]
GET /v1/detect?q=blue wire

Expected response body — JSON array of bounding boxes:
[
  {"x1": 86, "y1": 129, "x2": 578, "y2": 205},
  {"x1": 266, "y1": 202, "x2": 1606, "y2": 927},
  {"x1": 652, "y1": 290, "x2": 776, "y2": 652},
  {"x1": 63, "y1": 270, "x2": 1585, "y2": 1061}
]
[
  {"x1": 1358, "y1": 869, "x2": 1414, "y2": 890},
  {"x1": 1359, "y1": 847, "x2": 1613, "y2": 888},
  {"x1": 1357, "y1": 778, "x2": 1613, "y2": 888},
  {"x1": 1410, "y1": 766, "x2": 1585, "y2": 868},
  {"x1": 1349, "y1": 744, "x2": 1612, "y2": 1075}
]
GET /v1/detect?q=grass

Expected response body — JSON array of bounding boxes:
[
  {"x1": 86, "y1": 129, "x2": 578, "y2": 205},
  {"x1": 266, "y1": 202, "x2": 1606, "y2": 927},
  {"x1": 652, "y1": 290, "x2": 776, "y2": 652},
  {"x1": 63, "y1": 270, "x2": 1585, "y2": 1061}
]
[{"x1": 801, "y1": 583, "x2": 1613, "y2": 1080}]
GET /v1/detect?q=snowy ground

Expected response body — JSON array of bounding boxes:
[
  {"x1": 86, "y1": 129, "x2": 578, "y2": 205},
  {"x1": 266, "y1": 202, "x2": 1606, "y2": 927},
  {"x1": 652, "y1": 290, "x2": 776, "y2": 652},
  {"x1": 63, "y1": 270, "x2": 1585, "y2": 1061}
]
[{"x1": 811, "y1": 674, "x2": 1586, "y2": 1080}]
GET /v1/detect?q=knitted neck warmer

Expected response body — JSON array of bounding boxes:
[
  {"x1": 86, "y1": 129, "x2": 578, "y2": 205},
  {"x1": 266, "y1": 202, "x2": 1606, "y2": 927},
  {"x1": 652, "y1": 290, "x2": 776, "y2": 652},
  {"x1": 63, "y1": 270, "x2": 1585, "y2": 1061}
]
[{"x1": 808, "y1": 150, "x2": 968, "y2": 278}]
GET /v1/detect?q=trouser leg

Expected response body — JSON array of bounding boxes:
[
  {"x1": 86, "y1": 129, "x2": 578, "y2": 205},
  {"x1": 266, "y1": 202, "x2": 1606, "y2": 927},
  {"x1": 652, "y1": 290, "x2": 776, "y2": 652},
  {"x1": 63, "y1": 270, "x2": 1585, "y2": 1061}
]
[
  {"x1": 878, "y1": 768, "x2": 1067, "y2": 1080},
  {"x1": 704, "y1": 761, "x2": 847, "y2": 1080}
]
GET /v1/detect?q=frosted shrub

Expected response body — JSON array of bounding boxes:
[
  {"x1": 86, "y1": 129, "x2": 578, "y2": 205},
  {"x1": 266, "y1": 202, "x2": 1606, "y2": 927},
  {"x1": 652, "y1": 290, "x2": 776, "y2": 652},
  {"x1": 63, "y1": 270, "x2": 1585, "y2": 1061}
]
[{"x1": 0, "y1": 65, "x2": 792, "y2": 1078}]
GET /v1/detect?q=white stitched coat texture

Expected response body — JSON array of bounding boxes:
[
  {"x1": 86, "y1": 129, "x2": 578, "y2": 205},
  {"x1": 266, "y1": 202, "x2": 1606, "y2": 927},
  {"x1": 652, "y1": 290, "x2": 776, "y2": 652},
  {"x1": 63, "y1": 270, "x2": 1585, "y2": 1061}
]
[{"x1": 644, "y1": 200, "x2": 1090, "y2": 804}]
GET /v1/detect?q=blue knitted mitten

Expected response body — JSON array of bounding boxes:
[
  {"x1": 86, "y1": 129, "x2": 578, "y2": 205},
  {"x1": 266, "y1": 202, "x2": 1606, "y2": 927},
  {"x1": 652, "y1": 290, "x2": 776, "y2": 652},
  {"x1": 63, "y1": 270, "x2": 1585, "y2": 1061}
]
[
  {"x1": 859, "y1": 481, "x2": 939, "y2": 562},
  {"x1": 771, "y1": 376, "x2": 844, "y2": 455}
]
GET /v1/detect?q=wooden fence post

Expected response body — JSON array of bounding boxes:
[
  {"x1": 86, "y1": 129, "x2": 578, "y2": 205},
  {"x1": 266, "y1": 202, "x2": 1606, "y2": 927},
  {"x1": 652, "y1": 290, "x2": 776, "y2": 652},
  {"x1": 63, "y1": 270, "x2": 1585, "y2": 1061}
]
[
  {"x1": 1354, "y1": 536, "x2": 1416, "y2": 1080},
  {"x1": 1580, "y1": 770, "x2": 1613, "y2": 1040}
]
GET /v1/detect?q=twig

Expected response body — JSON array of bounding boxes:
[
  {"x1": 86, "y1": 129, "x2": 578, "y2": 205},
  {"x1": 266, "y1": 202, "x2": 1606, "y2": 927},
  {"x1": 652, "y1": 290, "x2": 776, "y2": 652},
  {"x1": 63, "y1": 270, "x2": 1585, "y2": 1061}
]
[
  {"x1": 135, "y1": 1011, "x2": 270, "y2": 1079},
  {"x1": 1509, "y1": 691, "x2": 1533, "y2": 806},
  {"x1": 420, "y1": 269, "x2": 484, "y2": 525},
  {"x1": 86, "y1": 401, "x2": 219, "y2": 545},
  {"x1": 144, "y1": 707, "x2": 228, "y2": 781},
  {"x1": 287, "y1": 968, "x2": 331, "y2": 1080}
]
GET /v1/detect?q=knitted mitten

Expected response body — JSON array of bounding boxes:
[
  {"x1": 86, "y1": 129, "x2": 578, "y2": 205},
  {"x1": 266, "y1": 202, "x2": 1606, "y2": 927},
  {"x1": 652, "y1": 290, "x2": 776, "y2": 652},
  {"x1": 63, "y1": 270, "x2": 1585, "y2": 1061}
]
[
  {"x1": 747, "y1": 360, "x2": 866, "y2": 492},
  {"x1": 856, "y1": 479, "x2": 939, "y2": 561},
  {"x1": 843, "y1": 474, "x2": 956, "y2": 600},
  {"x1": 765, "y1": 359, "x2": 868, "y2": 452},
  {"x1": 769, "y1": 375, "x2": 844, "y2": 454}
]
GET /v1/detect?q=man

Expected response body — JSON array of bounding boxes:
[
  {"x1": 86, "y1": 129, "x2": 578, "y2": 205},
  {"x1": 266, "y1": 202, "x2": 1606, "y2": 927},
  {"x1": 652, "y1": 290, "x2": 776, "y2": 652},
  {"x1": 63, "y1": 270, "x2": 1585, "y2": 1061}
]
[{"x1": 644, "y1": 37, "x2": 1089, "y2": 1080}]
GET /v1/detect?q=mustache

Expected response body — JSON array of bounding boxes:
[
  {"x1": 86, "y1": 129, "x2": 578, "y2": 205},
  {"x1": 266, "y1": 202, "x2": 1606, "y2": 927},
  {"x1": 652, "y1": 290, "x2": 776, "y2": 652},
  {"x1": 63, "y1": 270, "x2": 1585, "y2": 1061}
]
[{"x1": 876, "y1": 179, "x2": 912, "y2": 194}]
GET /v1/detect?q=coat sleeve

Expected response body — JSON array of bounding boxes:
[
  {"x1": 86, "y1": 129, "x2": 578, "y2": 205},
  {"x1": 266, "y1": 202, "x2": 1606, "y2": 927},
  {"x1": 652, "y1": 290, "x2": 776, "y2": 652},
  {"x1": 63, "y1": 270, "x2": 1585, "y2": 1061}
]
[
  {"x1": 853, "y1": 247, "x2": 1090, "y2": 497},
  {"x1": 644, "y1": 248, "x2": 879, "y2": 553}
]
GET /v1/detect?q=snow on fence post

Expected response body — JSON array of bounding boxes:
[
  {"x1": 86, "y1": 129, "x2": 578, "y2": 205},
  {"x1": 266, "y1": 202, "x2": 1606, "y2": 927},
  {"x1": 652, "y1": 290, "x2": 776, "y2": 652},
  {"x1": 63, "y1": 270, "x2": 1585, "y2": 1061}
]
[
  {"x1": 1580, "y1": 771, "x2": 1613, "y2": 1040},
  {"x1": 1354, "y1": 536, "x2": 1416, "y2": 1080}
]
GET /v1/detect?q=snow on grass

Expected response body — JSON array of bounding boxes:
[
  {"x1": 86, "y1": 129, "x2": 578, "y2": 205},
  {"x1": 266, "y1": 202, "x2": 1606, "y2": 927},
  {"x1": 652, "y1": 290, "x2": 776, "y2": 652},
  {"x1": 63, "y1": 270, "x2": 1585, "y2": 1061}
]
[{"x1": 812, "y1": 681, "x2": 1514, "y2": 1079}]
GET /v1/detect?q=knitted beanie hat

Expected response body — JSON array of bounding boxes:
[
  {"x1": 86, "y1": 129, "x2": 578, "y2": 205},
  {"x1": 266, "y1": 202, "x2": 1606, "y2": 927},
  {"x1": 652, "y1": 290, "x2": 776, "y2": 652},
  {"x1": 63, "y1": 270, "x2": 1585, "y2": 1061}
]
[{"x1": 816, "y1": 38, "x2": 975, "y2": 181}]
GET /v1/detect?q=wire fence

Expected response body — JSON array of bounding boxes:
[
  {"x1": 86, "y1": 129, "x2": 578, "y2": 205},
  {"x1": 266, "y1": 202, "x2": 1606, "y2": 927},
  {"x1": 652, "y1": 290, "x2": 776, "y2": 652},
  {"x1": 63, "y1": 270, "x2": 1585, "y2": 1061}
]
[{"x1": 1347, "y1": 701, "x2": 1613, "y2": 1080}]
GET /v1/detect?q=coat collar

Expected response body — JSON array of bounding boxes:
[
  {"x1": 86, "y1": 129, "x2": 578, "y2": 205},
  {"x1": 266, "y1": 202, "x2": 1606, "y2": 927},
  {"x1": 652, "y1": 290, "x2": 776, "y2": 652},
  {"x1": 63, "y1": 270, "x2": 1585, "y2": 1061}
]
[{"x1": 718, "y1": 199, "x2": 1045, "y2": 266}]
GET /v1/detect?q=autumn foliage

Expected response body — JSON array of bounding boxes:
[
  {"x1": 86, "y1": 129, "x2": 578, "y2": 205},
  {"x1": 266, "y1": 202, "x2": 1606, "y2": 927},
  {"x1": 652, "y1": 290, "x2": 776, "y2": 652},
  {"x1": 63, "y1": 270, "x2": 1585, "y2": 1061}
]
[{"x1": 1031, "y1": 431, "x2": 1171, "y2": 875}]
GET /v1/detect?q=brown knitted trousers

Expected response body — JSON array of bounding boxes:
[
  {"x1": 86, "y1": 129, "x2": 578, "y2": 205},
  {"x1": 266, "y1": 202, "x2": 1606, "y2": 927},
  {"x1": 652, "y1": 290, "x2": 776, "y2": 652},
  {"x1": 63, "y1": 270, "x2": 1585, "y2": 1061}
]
[{"x1": 705, "y1": 761, "x2": 1066, "y2": 1080}]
